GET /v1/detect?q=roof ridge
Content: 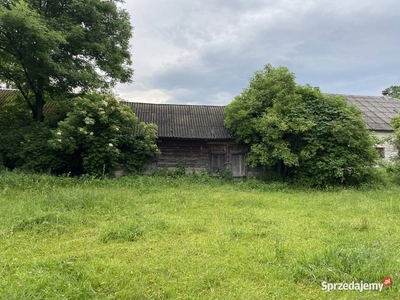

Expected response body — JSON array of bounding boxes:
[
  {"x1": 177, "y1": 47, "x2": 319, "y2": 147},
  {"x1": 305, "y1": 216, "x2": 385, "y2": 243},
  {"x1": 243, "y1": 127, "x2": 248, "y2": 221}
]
[
  {"x1": 0, "y1": 88, "x2": 19, "y2": 91},
  {"x1": 325, "y1": 93, "x2": 400, "y2": 100},
  {"x1": 121, "y1": 101, "x2": 225, "y2": 108}
]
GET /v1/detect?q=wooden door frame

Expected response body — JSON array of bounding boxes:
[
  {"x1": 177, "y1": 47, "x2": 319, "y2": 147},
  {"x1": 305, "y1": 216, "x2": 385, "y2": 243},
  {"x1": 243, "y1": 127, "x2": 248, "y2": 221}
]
[{"x1": 209, "y1": 142, "x2": 247, "y2": 178}]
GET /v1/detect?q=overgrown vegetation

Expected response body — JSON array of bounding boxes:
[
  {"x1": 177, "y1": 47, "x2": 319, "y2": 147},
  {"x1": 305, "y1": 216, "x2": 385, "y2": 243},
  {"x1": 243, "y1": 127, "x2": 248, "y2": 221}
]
[
  {"x1": 388, "y1": 114, "x2": 400, "y2": 182},
  {"x1": 0, "y1": 171, "x2": 398, "y2": 299},
  {"x1": 0, "y1": 0, "x2": 152, "y2": 176},
  {"x1": 49, "y1": 93, "x2": 159, "y2": 176},
  {"x1": 0, "y1": 95, "x2": 69, "y2": 173},
  {"x1": 225, "y1": 65, "x2": 378, "y2": 187},
  {"x1": 0, "y1": 94, "x2": 159, "y2": 176}
]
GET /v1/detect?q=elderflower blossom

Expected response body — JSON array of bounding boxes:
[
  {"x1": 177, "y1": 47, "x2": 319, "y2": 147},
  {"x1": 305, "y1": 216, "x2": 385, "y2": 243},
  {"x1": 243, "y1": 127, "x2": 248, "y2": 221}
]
[
  {"x1": 109, "y1": 143, "x2": 113, "y2": 147},
  {"x1": 57, "y1": 131, "x2": 62, "y2": 135},
  {"x1": 84, "y1": 117, "x2": 95, "y2": 125},
  {"x1": 78, "y1": 128, "x2": 88, "y2": 134}
]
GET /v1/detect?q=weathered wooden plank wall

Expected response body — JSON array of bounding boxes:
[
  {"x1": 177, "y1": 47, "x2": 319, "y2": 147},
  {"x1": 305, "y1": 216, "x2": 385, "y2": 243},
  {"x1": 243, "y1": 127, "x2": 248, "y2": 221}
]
[
  {"x1": 146, "y1": 139, "x2": 257, "y2": 178},
  {"x1": 156, "y1": 139, "x2": 211, "y2": 172},
  {"x1": 116, "y1": 139, "x2": 265, "y2": 178}
]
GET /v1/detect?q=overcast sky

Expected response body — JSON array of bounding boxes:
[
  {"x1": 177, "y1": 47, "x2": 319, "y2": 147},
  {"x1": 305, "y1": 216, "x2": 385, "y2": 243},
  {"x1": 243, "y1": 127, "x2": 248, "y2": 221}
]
[{"x1": 115, "y1": 0, "x2": 400, "y2": 105}]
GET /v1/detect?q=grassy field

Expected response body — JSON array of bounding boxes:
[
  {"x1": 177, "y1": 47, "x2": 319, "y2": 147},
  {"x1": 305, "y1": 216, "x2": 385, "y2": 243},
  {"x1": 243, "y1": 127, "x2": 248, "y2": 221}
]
[{"x1": 0, "y1": 172, "x2": 399, "y2": 299}]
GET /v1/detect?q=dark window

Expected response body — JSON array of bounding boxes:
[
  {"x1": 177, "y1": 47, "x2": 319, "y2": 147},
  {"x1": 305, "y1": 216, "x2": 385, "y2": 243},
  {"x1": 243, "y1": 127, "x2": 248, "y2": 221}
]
[{"x1": 376, "y1": 147, "x2": 385, "y2": 158}]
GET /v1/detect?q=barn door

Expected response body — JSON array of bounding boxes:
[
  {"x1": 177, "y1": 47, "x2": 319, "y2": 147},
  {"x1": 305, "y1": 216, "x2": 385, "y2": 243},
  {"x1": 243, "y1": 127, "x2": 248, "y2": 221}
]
[
  {"x1": 229, "y1": 145, "x2": 246, "y2": 178},
  {"x1": 210, "y1": 145, "x2": 227, "y2": 174},
  {"x1": 230, "y1": 153, "x2": 245, "y2": 177},
  {"x1": 210, "y1": 144, "x2": 246, "y2": 177},
  {"x1": 211, "y1": 153, "x2": 226, "y2": 174}
]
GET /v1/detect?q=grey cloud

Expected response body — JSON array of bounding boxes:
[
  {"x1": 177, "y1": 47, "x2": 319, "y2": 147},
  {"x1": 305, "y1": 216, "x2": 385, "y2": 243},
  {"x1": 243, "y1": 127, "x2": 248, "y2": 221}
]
[{"x1": 118, "y1": 0, "x2": 400, "y2": 104}]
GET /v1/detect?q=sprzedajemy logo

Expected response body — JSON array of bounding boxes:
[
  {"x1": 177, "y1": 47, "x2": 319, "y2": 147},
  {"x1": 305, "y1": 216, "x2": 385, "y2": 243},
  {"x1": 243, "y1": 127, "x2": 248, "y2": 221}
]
[{"x1": 322, "y1": 277, "x2": 393, "y2": 292}]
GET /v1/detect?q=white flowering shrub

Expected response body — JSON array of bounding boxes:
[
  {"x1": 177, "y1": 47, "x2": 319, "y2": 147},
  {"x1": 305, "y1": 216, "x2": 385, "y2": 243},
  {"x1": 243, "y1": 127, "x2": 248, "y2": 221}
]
[{"x1": 50, "y1": 93, "x2": 159, "y2": 176}]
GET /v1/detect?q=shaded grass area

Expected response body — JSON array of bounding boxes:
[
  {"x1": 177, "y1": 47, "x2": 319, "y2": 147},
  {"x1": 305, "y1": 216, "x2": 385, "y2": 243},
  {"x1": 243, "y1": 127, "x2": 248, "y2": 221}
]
[{"x1": 0, "y1": 172, "x2": 399, "y2": 299}]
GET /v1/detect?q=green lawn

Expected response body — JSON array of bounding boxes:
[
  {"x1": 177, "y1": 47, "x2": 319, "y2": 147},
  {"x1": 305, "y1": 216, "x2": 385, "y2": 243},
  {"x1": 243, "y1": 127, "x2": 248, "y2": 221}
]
[{"x1": 0, "y1": 172, "x2": 399, "y2": 299}]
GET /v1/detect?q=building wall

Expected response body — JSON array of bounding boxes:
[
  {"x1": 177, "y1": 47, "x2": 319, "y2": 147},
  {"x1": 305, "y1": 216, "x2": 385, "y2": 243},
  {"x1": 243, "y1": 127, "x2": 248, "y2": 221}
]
[
  {"x1": 155, "y1": 139, "x2": 211, "y2": 172},
  {"x1": 373, "y1": 131, "x2": 398, "y2": 161},
  {"x1": 142, "y1": 139, "x2": 264, "y2": 178},
  {"x1": 115, "y1": 131, "x2": 398, "y2": 178}
]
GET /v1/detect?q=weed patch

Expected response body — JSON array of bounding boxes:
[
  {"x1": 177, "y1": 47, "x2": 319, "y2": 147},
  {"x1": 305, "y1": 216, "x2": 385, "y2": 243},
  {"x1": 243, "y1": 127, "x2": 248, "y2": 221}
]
[
  {"x1": 11, "y1": 213, "x2": 70, "y2": 234},
  {"x1": 99, "y1": 219, "x2": 168, "y2": 243},
  {"x1": 289, "y1": 243, "x2": 397, "y2": 284}
]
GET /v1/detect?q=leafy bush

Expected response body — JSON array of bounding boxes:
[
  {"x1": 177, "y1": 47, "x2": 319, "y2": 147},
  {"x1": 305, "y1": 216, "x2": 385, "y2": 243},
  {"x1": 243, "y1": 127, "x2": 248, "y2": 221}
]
[
  {"x1": 389, "y1": 114, "x2": 400, "y2": 183},
  {"x1": 0, "y1": 98, "x2": 31, "y2": 168},
  {"x1": 386, "y1": 163, "x2": 400, "y2": 183},
  {"x1": 225, "y1": 65, "x2": 378, "y2": 186},
  {"x1": 0, "y1": 98, "x2": 68, "y2": 173},
  {"x1": 49, "y1": 93, "x2": 159, "y2": 176}
]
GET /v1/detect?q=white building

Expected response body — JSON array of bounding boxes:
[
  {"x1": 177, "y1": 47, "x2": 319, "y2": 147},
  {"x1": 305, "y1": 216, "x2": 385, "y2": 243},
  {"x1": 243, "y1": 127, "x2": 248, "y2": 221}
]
[{"x1": 332, "y1": 93, "x2": 400, "y2": 161}]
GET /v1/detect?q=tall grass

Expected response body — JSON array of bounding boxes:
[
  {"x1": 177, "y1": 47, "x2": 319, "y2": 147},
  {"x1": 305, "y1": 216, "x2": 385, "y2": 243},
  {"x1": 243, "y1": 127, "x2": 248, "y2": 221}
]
[{"x1": 0, "y1": 171, "x2": 399, "y2": 299}]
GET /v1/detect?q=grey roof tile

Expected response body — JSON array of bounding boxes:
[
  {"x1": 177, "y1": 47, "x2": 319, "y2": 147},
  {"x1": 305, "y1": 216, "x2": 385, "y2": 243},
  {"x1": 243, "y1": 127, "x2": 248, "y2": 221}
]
[
  {"x1": 122, "y1": 102, "x2": 233, "y2": 140},
  {"x1": 0, "y1": 88, "x2": 59, "y2": 117},
  {"x1": 126, "y1": 94, "x2": 400, "y2": 138},
  {"x1": 327, "y1": 94, "x2": 400, "y2": 131}
]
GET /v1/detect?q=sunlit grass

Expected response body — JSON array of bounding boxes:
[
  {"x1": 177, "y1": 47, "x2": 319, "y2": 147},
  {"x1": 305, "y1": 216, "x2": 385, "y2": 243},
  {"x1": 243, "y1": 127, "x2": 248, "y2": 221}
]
[{"x1": 0, "y1": 172, "x2": 399, "y2": 299}]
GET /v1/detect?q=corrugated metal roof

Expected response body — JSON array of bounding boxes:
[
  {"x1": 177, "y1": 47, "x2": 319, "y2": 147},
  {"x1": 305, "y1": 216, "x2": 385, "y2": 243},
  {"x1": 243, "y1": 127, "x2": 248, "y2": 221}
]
[
  {"x1": 126, "y1": 95, "x2": 400, "y2": 137},
  {"x1": 122, "y1": 102, "x2": 233, "y2": 140},
  {"x1": 0, "y1": 88, "x2": 59, "y2": 118},
  {"x1": 328, "y1": 94, "x2": 400, "y2": 131},
  {"x1": 0, "y1": 88, "x2": 19, "y2": 105}
]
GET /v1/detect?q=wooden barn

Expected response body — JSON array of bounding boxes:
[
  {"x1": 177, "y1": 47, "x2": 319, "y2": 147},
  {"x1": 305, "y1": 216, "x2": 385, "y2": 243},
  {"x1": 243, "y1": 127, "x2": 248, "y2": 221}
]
[
  {"x1": 122, "y1": 102, "x2": 262, "y2": 178},
  {"x1": 124, "y1": 93, "x2": 400, "y2": 176}
]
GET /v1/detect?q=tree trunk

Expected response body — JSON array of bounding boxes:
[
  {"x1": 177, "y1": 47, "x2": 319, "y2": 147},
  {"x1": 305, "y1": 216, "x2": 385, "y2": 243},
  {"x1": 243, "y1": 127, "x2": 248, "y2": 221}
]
[
  {"x1": 32, "y1": 79, "x2": 45, "y2": 122},
  {"x1": 277, "y1": 161, "x2": 282, "y2": 174},
  {"x1": 32, "y1": 93, "x2": 45, "y2": 122}
]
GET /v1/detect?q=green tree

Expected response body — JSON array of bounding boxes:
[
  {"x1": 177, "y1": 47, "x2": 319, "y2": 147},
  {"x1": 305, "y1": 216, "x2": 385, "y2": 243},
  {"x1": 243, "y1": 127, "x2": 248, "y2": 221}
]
[
  {"x1": 49, "y1": 94, "x2": 159, "y2": 176},
  {"x1": 0, "y1": 0, "x2": 132, "y2": 121},
  {"x1": 0, "y1": 95, "x2": 69, "y2": 173},
  {"x1": 225, "y1": 65, "x2": 378, "y2": 186},
  {"x1": 385, "y1": 85, "x2": 400, "y2": 99}
]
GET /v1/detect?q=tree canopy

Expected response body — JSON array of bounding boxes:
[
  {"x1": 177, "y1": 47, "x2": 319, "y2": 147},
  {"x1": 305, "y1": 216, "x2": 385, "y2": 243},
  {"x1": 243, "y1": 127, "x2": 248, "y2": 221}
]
[
  {"x1": 385, "y1": 85, "x2": 400, "y2": 99},
  {"x1": 0, "y1": 0, "x2": 133, "y2": 121},
  {"x1": 225, "y1": 65, "x2": 378, "y2": 186}
]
